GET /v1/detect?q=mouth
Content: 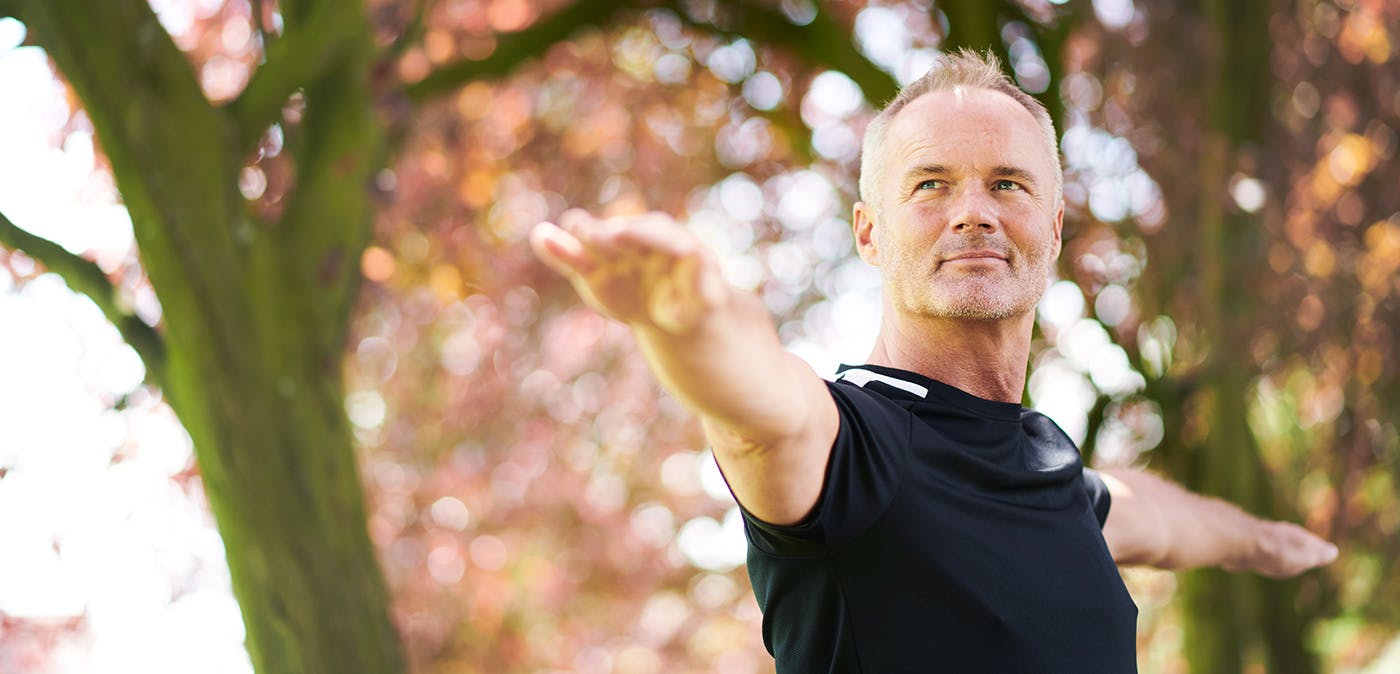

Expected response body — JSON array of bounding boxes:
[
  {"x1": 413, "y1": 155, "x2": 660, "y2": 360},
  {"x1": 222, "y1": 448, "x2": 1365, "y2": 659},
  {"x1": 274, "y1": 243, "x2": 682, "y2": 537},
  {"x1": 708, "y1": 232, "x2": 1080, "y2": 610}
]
[{"x1": 940, "y1": 250, "x2": 1009, "y2": 266}]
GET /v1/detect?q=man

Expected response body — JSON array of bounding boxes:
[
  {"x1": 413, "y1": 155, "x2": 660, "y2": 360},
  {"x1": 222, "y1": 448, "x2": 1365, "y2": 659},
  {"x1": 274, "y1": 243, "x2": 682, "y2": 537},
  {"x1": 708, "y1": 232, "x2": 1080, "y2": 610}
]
[{"x1": 531, "y1": 51, "x2": 1337, "y2": 672}]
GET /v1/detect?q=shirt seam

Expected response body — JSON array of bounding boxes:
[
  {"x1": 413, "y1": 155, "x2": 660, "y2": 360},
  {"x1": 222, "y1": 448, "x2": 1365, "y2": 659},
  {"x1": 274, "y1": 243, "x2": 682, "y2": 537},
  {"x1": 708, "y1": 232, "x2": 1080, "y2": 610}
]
[
  {"x1": 831, "y1": 554, "x2": 866, "y2": 674},
  {"x1": 917, "y1": 393, "x2": 1023, "y2": 423}
]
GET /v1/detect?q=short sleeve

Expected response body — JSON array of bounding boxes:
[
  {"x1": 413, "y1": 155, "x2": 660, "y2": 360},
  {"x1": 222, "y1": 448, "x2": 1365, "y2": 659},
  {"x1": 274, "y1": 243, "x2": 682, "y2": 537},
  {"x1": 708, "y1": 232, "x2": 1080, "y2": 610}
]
[
  {"x1": 1081, "y1": 467, "x2": 1112, "y2": 528},
  {"x1": 741, "y1": 380, "x2": 913, "y2": 556}
]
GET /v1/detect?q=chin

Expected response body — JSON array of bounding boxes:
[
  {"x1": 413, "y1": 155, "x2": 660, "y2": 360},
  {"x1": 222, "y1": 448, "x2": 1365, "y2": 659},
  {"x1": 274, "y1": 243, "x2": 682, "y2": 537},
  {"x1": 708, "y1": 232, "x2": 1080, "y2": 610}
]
[
  {"x1": 927, "y1": 301, "x2": 1029, "y2": 321},
  {"x1": 918, "y1": 280, "x2": 1035, "y2": 320}
]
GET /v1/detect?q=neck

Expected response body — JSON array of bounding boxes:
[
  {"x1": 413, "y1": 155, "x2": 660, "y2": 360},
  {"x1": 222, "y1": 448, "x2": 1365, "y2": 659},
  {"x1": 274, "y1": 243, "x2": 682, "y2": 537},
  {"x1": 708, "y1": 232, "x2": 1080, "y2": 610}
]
[{"x1": 864, "y1": 307, "x2": 1034, "y2": 404}]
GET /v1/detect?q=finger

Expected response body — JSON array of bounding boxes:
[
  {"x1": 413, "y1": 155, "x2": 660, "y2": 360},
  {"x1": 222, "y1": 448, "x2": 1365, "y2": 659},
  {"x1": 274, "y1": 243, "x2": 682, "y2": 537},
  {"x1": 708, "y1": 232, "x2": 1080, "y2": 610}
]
[
  {"x1": 556, "y1": 208, "x2": 596, "y2": 237},
  {"x1": 1303, "y1": 535, "x2": 1339, "y2": 568},
  {"x1": 1284, "y1": 525, "x2": 1338, "y2": 563},
  {"x1": 609, "y1": 217, "x2": 698, "y2": 257},
  {"x1": 574, "y1": 212, "x2": 695, "y2": 258},
  {"x1": 530, "y1": 221, "x2": 596, "y2": 277},
  {"x1": 1321, "y1": 542, "x2": 1339, "y2": 564},
  {"x1": 1274, "y1": 525, "x2": 1338, "y2": 575},
  {"x1": 555, "y1": 208, "x2": 612, "y2": 255},
  {"x1": 560, "y1": 209, "x2": 630, "y2": 252}
]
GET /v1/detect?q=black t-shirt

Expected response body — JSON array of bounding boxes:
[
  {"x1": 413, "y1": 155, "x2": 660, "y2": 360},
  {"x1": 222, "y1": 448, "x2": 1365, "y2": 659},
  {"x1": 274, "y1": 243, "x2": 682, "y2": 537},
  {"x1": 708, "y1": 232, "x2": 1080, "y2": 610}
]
[{"x1": 736, "y1": 364, "x2": 1138, "y2": 673}]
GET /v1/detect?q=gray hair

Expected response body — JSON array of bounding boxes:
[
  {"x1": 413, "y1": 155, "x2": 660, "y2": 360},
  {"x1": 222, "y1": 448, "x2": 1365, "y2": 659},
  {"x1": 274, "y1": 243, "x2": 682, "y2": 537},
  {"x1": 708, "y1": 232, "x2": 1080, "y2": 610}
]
[{"x1": 858, "y1": 49, "x2": 1062, "y2": 212}]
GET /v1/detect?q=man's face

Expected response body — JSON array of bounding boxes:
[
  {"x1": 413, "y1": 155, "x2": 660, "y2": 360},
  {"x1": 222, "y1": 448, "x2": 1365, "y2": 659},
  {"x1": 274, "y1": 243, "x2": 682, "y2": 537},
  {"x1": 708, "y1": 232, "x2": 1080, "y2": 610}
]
[{"x1": 854, "y1": 87, "x2": 1063, "y2": 321}]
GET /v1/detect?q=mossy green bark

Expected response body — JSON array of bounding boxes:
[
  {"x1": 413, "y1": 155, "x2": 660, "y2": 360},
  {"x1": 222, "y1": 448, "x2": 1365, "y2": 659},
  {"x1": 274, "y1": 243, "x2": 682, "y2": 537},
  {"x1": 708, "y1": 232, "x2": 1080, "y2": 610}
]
[
  {"x1": 8, "y1": 2, "x2": 405, "y2": 673},
  {"x1": 1171, "y1": 1, "x2": 1318, "y2": 672}
]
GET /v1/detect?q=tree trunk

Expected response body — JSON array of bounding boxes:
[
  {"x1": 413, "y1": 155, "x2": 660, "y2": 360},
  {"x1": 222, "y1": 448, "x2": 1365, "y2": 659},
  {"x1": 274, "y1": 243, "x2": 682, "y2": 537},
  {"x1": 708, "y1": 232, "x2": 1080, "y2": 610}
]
[
  {"x1": 7, "y1": 2, "x2": 406, "y2": 673},
  {"x1": 1173, "y1": 1, "x2": 1318, "y2": 672}
]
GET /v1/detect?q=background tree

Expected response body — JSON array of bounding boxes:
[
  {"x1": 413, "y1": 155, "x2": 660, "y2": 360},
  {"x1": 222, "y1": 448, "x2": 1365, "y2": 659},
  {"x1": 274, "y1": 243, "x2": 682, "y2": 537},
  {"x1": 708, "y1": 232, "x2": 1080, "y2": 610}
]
[
  {"x1": 0, "y1": 1, "x2": 899, "y2": 672},
  {"x1": 0, "y1": 1, "x2": 1395, "y2": 673},
  {"x1": 1067, "y1": 1, "x2": 1400, "y2": 671}
]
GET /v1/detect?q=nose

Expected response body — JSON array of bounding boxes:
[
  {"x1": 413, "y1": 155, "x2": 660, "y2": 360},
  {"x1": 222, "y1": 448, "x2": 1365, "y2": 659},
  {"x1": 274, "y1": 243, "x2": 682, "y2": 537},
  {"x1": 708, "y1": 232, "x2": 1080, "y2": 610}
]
[{"x1": 950, "y1": 185, "x2": 999, "y2": 232}]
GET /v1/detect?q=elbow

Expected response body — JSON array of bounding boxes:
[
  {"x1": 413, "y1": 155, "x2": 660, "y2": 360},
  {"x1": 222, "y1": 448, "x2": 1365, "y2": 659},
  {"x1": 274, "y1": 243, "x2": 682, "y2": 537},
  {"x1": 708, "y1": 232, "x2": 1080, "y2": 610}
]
[{"x1": 1101, "y1": 469, "x2": 1171, "y2": 568}]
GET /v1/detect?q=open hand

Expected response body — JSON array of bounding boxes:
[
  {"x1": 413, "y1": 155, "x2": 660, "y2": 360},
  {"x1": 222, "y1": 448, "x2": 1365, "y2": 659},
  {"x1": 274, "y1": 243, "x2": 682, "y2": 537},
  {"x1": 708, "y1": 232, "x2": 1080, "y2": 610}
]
[
  {"x1": 1225, "y1": 520, "x2": 1339, "y2": 578},
  {"x1": 530, "y1": 209, "x2": 727, "y2": 335}
]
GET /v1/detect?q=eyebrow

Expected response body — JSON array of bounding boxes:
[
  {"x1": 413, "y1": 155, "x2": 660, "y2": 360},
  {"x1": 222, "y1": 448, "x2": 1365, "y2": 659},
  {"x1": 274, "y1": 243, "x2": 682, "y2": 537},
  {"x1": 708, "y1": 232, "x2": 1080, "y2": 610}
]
[{"x1": 990, "y1": 165, "x2": 1040, "y2": 188}]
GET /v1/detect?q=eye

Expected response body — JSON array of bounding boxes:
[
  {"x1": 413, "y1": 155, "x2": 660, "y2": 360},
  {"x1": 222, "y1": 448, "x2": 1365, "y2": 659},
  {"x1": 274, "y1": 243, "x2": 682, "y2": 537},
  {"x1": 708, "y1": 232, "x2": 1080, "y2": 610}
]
[
  {"x1": 993, "y1": 179, "x2": 1023, "y2": 191},
  {"x1": 916, "y1": 179, "x2": 945, "y2": 191}
]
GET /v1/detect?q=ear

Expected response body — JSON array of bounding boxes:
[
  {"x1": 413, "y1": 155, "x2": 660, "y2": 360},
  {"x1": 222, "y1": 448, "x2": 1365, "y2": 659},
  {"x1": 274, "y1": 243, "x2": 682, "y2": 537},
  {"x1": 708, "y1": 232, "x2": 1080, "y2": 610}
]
[
  {"x1": 1051, "y1": 201, "x2": 1064, "y2": 260},
  {"x1": 853, "y1": 201, "x2": 880, "y2": 265}
]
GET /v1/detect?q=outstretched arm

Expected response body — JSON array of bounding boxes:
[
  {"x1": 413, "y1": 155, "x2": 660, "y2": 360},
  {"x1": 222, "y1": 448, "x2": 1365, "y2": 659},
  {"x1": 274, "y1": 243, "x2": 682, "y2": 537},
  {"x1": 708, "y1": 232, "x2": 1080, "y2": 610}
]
[
  {"x1": 1098, "y1": 467, "x2": 1338, "y2": 577},
  {"x1": 531, "y1": 210, "x2": 838, "y2": 525}
]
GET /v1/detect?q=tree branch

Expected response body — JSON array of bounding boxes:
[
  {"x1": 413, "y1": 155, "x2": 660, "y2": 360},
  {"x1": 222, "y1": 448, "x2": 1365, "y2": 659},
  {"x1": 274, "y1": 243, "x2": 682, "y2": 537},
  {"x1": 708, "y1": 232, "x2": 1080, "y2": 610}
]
[
  {"x1": 677, "y1": 0, "x2": 900, "y2": 108},
  {"x1": 0, "y1": 209, "x2": 166, "y2": 389},
  {"x1": 264, "y1": 13, "x2": 383, "y2": 361},
  {"x1": 11, "y1": 0, "x2": 248, "y2": 338},
  {"x1": 1002, "y1": 0, "x2": 1079, "y2": 134},
  {"x1": 404, "y1": 0, "x2": 635, "y2": 103},
  {"x1": 229, "y1": 1, "x2": 360, "y2": 154},
  {"x1": 938, "y1": 0, "x2": 1013, "y2": 75},
  {"x1": 387, "y1": 0, "x2": 432, "y2": 59}
]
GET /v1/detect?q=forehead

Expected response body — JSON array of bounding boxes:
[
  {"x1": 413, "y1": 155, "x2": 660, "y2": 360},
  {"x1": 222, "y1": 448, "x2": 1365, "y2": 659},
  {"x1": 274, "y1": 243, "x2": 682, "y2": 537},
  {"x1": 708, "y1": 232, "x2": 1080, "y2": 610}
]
[{"x1": 883, "y1": 87, "x2": 1052, "y2": 175}]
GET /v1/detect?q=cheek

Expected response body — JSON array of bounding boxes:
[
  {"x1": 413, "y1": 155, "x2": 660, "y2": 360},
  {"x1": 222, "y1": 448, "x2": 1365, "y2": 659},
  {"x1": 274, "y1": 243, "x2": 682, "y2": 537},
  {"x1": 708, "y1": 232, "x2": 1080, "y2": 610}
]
[
  {"x1": 908, "y1": 199, "x2": 945, "y2": 218},
  {"x1": 898, "y1": 202, "x2": 946, "y2": 238},
  {"x1": 1005, "y1": 210, "x2": 1056, "y2": 248},
  {"x1": 1026, "y1": 233, "x2": 1060, "y2": 268}
]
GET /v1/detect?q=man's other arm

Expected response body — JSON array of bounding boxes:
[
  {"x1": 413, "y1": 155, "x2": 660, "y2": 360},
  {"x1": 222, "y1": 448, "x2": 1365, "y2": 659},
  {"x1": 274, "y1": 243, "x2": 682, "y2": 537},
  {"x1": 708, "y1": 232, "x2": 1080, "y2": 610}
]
[
  {"x1": 1098, "y1": 467, "x2": 1338, "y2": 577},
  {"x1": 531, "y1": 211, "x2": 838, "y2": 526}
]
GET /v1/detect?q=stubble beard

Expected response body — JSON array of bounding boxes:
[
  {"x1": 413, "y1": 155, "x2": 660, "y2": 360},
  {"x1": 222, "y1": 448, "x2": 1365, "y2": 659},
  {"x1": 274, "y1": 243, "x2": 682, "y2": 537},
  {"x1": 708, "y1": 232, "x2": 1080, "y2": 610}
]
[{"x1": 891, "y1": 241, "x2": 1055, "y2": 321}]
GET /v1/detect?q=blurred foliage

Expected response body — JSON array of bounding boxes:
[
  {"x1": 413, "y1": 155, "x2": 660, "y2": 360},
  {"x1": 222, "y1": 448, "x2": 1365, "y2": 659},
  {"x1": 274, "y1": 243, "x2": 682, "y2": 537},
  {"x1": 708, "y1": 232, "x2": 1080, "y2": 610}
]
[{"x1": 0, "y1": 0, "x2": 1396, "y2": 672}]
